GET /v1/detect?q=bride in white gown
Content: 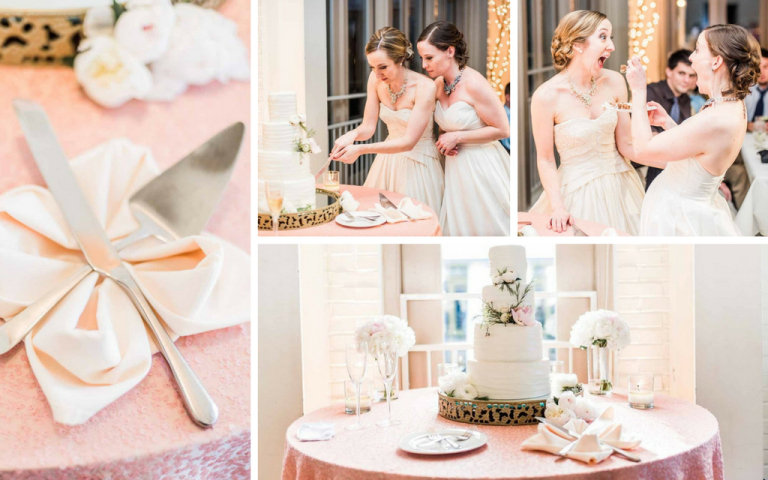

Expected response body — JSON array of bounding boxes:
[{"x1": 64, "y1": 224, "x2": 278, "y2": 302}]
[
  {"x1": 331, "y1": 27, "x2": 444, "y2": 214},
  {"x1": 625, "y1": 24, "x2": 761, "y2": 236},
  {"x1": 416, "y1": 21, "x2": 511, "y2": 236},
  {"x1": 529, "y1": 10, "x2": 645, "y2": 235}
]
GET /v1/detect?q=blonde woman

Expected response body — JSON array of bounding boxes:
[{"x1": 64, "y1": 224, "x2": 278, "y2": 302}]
[
  {"x1": 330, "y1": 27, "x2": 444, "y2": 214},
  {"x1": 529, "y1": 10, "x2": 644, "y2": 235},
  {"x1": 626, "y1": 24, "x2": 761, "y2": 236},
  {"x1": 417, "y1": 21, "x2": 511, "y2": 237}
]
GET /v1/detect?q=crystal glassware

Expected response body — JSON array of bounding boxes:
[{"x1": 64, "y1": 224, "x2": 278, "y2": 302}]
[
  {"x1": 265, "y1": 180, "x2": 284, "y2": 236},
  {"x1": 344, "y1": 379, "x2": 372, "y2": 414},
  {"x1": 323, "y1": 170, "x2": 340, "y2": 192},
  {"x1": 628, "y1": 374, "x2": 654, "y2": 409},
  {"x1": 375, "y1": 345, "x2": 401, "y2": 427},
  {"x1": 345, "y1": 342, "x2": 372, "y2": 430}
]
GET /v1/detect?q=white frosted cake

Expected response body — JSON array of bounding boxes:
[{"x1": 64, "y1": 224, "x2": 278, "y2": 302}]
[
  {"x1": 467, "y1": 245, "x2": 551, "y2": 400},
  {"x1": 257, "y1": 92, "x2": 316, "y2": 212}
]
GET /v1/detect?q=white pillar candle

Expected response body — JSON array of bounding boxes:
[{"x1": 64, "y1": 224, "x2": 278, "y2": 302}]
[
  {"x1": 345, "y1": 395, "x2": 371, "y2": 413},
  {"x1": 628, "y1": 390, "x2": 654, "y2": 405}
]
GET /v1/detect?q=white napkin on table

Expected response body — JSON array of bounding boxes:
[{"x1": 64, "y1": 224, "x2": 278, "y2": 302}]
[
  {"x1": 0, "y1": 138, "x2": 250, "y2": 425},
  {"x1": 372, "y1": 197, "x2": 431, "y2": 223},
  {"x1": 339, "y1": 191, "x2": 359, "y2": 212},
  {"x1": 519, "y1": 225, "x2": 539, "y2": 236},
  {"x1": 297, "y1": 422, "x2": 336, "y2": 441},
  {"x1": 521, "y1": 406, "x2": 641, "y2": 464}
]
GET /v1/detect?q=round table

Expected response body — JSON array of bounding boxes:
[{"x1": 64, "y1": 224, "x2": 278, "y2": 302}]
[
  {"x1": 0, "y1": 0, "x2": 251, "y2": 477},
  {"x1": 282, "y1": 388, "x2": 722, "y2": 480},
  {"x1": 518, "y1": 212, "x2": 629, "y2": 237},
  {"x1": 259, "y1": 185, "x2": 442, "y2": 237}
]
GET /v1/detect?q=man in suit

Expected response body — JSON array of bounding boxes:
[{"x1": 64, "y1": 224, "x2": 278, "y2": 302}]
[
  {"x1": 501, "y1": 83, "x2": 510, "y2": 152},
  {"x1": 644, "y1": 50, "x2": 697, "y2": 190},
  {"x1": 745, "y1": 48, "x2": 768, "y2": 132}
]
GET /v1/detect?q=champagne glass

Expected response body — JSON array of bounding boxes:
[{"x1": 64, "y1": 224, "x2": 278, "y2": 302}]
[
  {"x1": 345, "y1": 342, "x2": 371, "y2": 431},
  {"x1": 376, "y1": 343, "x2": 401, "y2": 427},
  {"x1": 265, "y1": 180, "x2": 284, "y2": 236}
]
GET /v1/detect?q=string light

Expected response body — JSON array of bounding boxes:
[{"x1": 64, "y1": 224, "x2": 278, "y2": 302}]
[
  {"x1": 487, "y1": 0, "x2": 510, "y2": 101},
  {"x1": 628, "y1": 0, "x2": 660, "y2": 70}
]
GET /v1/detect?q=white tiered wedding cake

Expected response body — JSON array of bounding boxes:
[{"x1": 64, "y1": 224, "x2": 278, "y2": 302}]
[
  {"x1": 467, "y1": 245, "x2": 551, "y2": 400},
  {"x1": 258, "y1": 92, "x2": 317, "y2": 212}
]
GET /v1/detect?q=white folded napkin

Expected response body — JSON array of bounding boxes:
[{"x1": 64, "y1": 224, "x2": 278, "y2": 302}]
[
  {"x1": 521, "y1": 406, "x2": 641, "y2": 464},
  {"x1": 371, "y1": 197, "x2": 431, "y2": 223},
  {"x1": 339, "y1": 190, "x2": 359, "y2": 212},
  {"x1": 519, "y1": 225, "x2": 539, "y2": 236},
  {"x1": 0, "y1": 138, "x2": 250, "y2": 425},
  {"x1": 297, "y1": 422, "x2": 335, "y2": 441}
]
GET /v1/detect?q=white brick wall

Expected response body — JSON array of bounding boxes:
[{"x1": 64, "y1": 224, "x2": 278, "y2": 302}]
[
  {"x1": 613, "y1": 245, "x2": 671, "y2": 393},
  {"x1": 323, "y1": 245, "x2": 384, "y2": 401}
]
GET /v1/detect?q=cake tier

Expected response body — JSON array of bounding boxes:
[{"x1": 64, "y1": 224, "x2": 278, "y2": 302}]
[
  {"x1": 258, "y1": 150, "x2": 311, "y2": 179},
  {"x1": 258, "y1": 177, "x2": 316, "y2": 213},
  {"x1": 482, "y1": 284, "x2": 534, "y2": 309},
  {"x1": 261, "y1": 122, "x2": 301, "y2": 151},
  {"x1": 473, "y1": 322, "x2": 543, "y2": 362},
  {"x1": 468, "y1": 358, "x2": 551, "y2": 400},
  {"x1": 489, "y1": 245, "x2": 528, "y2": 278},
  {"x1": 268, "y1": 92, "x2": 297, "y2": 122}
]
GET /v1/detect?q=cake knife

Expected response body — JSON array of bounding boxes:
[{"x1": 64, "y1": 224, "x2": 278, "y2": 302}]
[{"x1": 13, "y1": 99, "x2": 218, "y2": 428}]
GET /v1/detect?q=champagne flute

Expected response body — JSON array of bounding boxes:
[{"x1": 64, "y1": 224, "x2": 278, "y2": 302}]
[
  {"x1": 265, "y1": 180, "x2": 284, "y2": 236},
  {"x1": 345, "y1": 342, "x2": 371, "y2": 431},
  {"x1": 376, "y1": 343, "x2": 401, "y2": 427}
]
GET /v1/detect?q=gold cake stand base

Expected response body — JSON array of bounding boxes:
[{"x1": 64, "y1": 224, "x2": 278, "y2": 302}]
[
  {"x1": 438, "y1": 392, "x2": 548, "y2": 426},
  {"x1": 258, "y1": 188, "x2": 341, "y2": 231}
]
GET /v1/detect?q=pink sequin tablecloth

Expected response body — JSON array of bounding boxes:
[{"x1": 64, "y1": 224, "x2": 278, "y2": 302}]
[
  {"x1": 518, "y1": 212, "x2": 629, "y2": 237},
  {"x1": 0, "y1": 1, "x2": 251, "y2": 477},
  {"x1": 258, "y1": 185, "x2": 442, "y2": 236},
  {"x1": 282, "y1": 388, "x2": 723, "y2": 480}
]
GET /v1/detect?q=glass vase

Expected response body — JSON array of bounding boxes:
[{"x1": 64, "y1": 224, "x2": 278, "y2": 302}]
[{"x1": 586, "y1": 345, "x2": 612, "y2": 395}]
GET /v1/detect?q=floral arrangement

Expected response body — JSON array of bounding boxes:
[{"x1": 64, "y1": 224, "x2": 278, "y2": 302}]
[
  {"x1": 544, "y1": 391, "x2": 598, "y2": 427},
  {"x1": 75, "y1": 0, "x2": 249, "y2": 108},
  {"x1": 289, "y1": 113, "x2": 320, "y2": 163},
  {"x1": 437, "y1": 371, "x2": 488, "y2": 401},
  {"x1": 354, "y1": 315, "x2": 416, "y2": 358},
  {"x1": 550, "y1": 373, "x2": 583, "y2": 397},
  {"x1": 479, "y1": 268, "x2": 535, "y2": 336},
  {"x1": 569, "y1": 310, "x2": 631, "y2": 350}
]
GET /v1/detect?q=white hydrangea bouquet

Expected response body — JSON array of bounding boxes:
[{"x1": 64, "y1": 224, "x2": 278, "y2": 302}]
[
  {"x1": 480, "y1": 268, "x2": 535, "y2": 336},
  {"x1": 75, "y1": 0, "x2": 249, "y2": 108},
  {"x1": 569, "y1": 309, "x2": 631, "y2": 351},
  {"x1": 354, "y1": 315, "x2": 415, "y2": 358},
  {"x1": 437, "y1": 371, "x2": 488, "y2": 401}
]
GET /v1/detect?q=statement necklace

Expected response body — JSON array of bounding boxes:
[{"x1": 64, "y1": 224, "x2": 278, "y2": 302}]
[
  {"x1": 701, "y1": 96, "x2": 745, "y2": 118},
  {"x1": 387, "y1": 69, "x2": 409, "y2": 106},
  {"x1": 444, "y1": 67, "x2": 465, "y2": 96},
  {"x1": 565, "y1": 68, "x2": 598, "y2": 107}
]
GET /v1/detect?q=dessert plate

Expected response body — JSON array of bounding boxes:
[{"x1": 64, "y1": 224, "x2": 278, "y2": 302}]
[
  {"x1": 399, "y1": 429, "x2": 487, "y2": 455},
  {"x1": 603, "y1": 102, "x2": 657, "y2": 112},
  {"x1": 335, "y1": 212, "x2": 386, "y2": 228}
]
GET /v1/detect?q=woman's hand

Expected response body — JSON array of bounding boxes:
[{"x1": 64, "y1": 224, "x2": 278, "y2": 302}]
[
  {"x1": 334, "y1": 144, "x2": 363, "y2": 164},
  {"x1": 624, "y1": 56, "x2": 647, "y2": 92},
  {"x1": 436, "y1": 132, "x2": 462, "y2": 156},
  {"x1": 548, "y1": 208, "x2": 573, "y2": 233},
  {"x1": 330, "y1": 131, "x2": 357, "y2": 159},
  {"x1": 647, "y1": 101, "x2": 675, "y2": 129}
]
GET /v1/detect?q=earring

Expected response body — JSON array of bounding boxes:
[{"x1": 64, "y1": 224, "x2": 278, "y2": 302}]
[{"x1": 576, "y1": 48, "x2": 583, "y2": 53}]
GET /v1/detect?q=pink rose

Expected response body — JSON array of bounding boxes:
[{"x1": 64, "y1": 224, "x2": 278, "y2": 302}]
[
  {"x1": 370, "y1": 321, "x2": 386, "y2": 334},
  {"x1": 512, "y1": 305, "x2": 535, "y2": 326}
]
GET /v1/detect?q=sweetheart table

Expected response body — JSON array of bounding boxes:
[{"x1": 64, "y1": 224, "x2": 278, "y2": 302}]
[
  {"x1": 258, "y1": 185, "x2": 442, "y2": 237},
  {"x1": 518, "y1": 212, "x2": 629, "y2": 237},
  {"x1": 282, "y1": 387, "x2": 722, "y2": 480}
]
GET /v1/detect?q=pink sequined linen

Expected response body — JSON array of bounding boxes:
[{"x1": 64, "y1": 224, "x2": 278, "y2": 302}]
[
  {"x1": 518, "y1": 212, "x2": 630, "y2": 237},
  {"x1": 282, "y1": 387, "x2": 723, "y2": 480},
  {"x1": 258, "y1": 185, "x2": 442, "y2": 237}
]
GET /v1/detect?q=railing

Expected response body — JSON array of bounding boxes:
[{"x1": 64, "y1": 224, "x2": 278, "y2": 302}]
[{"x1": 327, "y1": 93, "x2": 386, "y2": 186}]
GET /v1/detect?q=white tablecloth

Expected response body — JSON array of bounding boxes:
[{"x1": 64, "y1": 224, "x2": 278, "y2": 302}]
[{"x1": 735, "y1": 133, "x2": 768, "y2": 235}]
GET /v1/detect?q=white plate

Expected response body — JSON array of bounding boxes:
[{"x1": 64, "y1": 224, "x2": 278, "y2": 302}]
[
  {"x1": 606, "y1": 105, "x2": 657, "y2": 112},
  {"x1": 398, "y1": 429, "x2": 487, "y2": 455},
  {"x1": 335, "y1": 212, "x2": 386, "y2": 228}
]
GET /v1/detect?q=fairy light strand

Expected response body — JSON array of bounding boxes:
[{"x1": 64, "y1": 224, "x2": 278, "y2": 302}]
[
  {"x1": 628, "y1": 0, "x2": 660, "y2": 71},
  {"x1": 487, "y1": 0, "x2": 510, "y2": 101}
]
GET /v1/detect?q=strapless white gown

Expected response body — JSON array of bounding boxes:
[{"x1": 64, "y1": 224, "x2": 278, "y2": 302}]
[
  {"x1": 641, "y1": 158, "x2": 740, "y2": 236},
  {"x1": 529, "y1": 109, "x2": 644, "y2": 235},
  {"x1": 363, "y1": 105, "x2": 444, "y2": 213},
  {"x1": 434, "y1": 101, "x2": 510, "y2": 236}
]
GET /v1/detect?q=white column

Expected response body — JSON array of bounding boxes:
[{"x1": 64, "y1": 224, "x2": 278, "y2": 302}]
[
  {"x1": 695, "y1": 245, "x2": 762, "y2": 480},
  {"x1": 668, "y1": 245, "x2": 694, "y2": 402},
  {"x1": 258, "y1": 245, "x2": 305, "y2": 480},
  {"x1": 304, "y1": 0, "x2": 329, "y2": 173}
]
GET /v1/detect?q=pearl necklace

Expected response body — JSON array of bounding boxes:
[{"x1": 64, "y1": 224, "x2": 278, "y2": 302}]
[
  {"x1": 702, "y1": 96, "x2": 745, "y2": 117},
  {"x1": 565, "y1": 68, "x2": 598, "y2": 107},
  {"x1": 387, "y1": 69, "x2": 409, "y2": 106}
]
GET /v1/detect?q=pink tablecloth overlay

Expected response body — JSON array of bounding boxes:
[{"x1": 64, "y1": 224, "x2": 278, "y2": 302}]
[
  {"x1": 259, "y1": 185, "x2": 442, "y2": 236},
  {"x1": 282, "y1": 388, "x2": 722, "y2": 480},
  {"x1": 0, "y1": 0, "x2": 250, "y2": 254},
  {"x1": 518, "y1": 212, "x2": 629, "y2": 237}
]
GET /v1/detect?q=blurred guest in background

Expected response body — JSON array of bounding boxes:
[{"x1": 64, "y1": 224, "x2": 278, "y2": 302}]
[
  {"x1": 745, "y1": 48, "x2": 768, "y2": 131},
  {"x1": 690, "y1": 85, "x2": 706, "y2": 114},
  {"x1": 501, "y1": 83, "x2": 510, "y2": 152}
]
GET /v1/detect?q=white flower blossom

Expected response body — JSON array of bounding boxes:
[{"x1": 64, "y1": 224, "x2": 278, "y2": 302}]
[
  {"x1": 307, "y1": 138, "x2": 321, "y2": 154},
  {"x1": 455, "y1": 384, "x2": 478, "y2": 400},
  {"x1": 500, "y1": 271, "x2": 516, "y2": 283},
  {"x1": 114, "y1": 0, "x2": 176, "y2": 63},
  {"x1": 557, "y1": 391, "x2": 577, "y2": 409},
  {"x1": 544, "y1": 402, "x2": 574, "y2": 427},
  {"x1": 289, "y1": 114, "x2": 302, "y2": 126},
  {"x1": 550, "y1": 373, "x2": 578, "y2": 395},
  {"x1": 572, "y1": 398, "x2": 598, "y2": 422},
  {"x1": 354, "y1": 315, "x2": 416, "y2": 358},
  {"x1": 492, "y1": 275, "x2": 503, "y2": 285},
  {"x1": 569, "y1": 309, "x2": 630, "y2": 351}
]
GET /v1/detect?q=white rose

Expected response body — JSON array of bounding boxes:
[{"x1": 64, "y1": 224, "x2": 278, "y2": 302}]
[
  {"x1": 594, "y1": 317, "x2": 613, "y2": 339},
  {"x1": 438, "y1": 371, "x2": 469, "y2": 395},
  {"x1": 455, "y1": 384, "x2": 478, "y2": 400},
  {"x1": 83, "y1": 6, "x2": 116, "y2": 38},
  {"x1": 74, "y1": 36, "x2": 152, "y2": 108},
  {"x1": 544, "y1": 402, "x2": 574, "y2": 427},
  {"x1": 573, "y1": 398, "x2": 598, "y2": 421},
  {"x1": 557, "y1": 391, "x2": 577, "y2": 409},
  {"x1": 492, "y1": 275, "x2": 503, "y2": 285},
  {"x1": 114, "y1": 0, "x2": 176, "y2": 63},
  {"x1": 301, "y1": 141, "x2": 311, "y2": 153},
  {"x1": 308, "y1": 138, "x2": 321, "y2": 154},
  {"x1": 501, "y1": 272, "x2": 516, "y2": 283},
  {"x1": 550, "y1": 373, "x2": 578, "y2": 395},
  {"x1": 289, "y1": 114, "x2": 301, "y2": 126},
  {"x1": 298, "y1": 113, "x2": 307, "y2": 123}
]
